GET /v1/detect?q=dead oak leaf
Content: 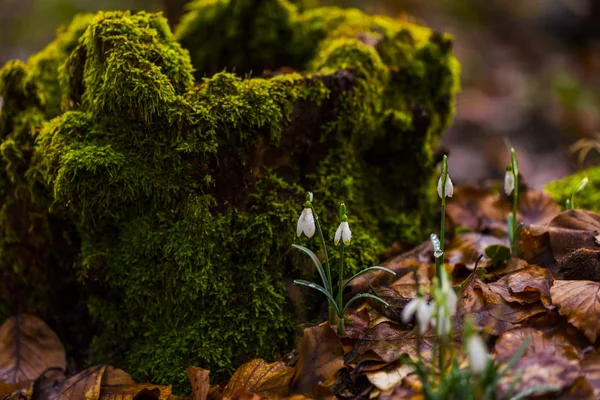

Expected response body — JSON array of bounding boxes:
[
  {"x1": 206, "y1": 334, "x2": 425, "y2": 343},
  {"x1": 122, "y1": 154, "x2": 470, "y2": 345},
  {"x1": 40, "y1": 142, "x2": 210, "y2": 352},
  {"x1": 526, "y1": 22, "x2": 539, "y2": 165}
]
[
  {"x1": 222, "y1": 359, "x2": 294, "y2": 399},
  {"x1": 551, "y1": 280, "x2": 600, "y2": 343},
  {"x1": 488, "y1": 265, "x2": 553, "y2": 308},
  {"x1": 497, "y1": 352, "x2": 579, "y2": 398},
  {"x1": 495, "y1": 328, "x2": 580, "y2": 399},
  {"x1": 290, "y1": 324, "x2": 344, "y2": 397},
  {"x1": 494, "y1": 327, "x2": 580, "y2": 363},
  {"x1": 0, "y1": 314, "x2": 66, "y2": 385}
]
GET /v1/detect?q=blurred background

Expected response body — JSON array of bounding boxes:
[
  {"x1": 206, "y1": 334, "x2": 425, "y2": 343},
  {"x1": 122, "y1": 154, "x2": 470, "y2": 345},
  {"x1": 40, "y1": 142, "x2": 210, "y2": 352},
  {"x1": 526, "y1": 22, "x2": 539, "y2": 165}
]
[{"x1": 1, "y1": 0, "x2": 599, "y2": 186}]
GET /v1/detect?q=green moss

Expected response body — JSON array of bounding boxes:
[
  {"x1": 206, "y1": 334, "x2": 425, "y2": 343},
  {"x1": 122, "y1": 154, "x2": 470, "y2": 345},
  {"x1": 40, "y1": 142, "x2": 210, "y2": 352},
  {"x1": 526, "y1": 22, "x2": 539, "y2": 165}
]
[
  {"x1": 0, "y1": 3, "x2": 459, "y2": 393},
  {"x1": 545, "y1": 165, "x2": 600, "y2": 212}
]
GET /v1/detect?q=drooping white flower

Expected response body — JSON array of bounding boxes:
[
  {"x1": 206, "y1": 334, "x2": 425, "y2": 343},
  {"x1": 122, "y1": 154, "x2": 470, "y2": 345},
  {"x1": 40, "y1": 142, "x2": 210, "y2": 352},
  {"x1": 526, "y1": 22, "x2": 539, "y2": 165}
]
[
  {"x1": 466, "y1": 333, "x2": 489, "y2": 374},
  {"x1": 440, "y1": 274, "x2": 457, "y2": 315},
  {"x1": 334, "y1": 221, "x2": 351, "y2": 245},
  {"x1": 437, "y1": 175, "x2": 454, "y2": 199},
  {"x1": 434, "y1": 309, "x2": 451, "y2": 336},
  {"x1": 504, "y1": 170, "x2": 515, "y2": 195},
  {"x1": 401, "y1": 297, "x2": 433, "y2": 335},
  {"x1": 296, "y1": 208, "x2": 315, "y2": 238}
]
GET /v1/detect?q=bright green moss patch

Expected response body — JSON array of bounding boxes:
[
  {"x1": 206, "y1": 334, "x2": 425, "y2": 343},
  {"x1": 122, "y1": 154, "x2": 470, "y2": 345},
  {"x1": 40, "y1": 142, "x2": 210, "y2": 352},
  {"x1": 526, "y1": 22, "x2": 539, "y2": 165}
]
[
  {"x1": 0, "y1": 2, "x2": 459, "y2": 393},
  {"x1": 546, "y1": 165, "x2": 600, "y2": 212}
]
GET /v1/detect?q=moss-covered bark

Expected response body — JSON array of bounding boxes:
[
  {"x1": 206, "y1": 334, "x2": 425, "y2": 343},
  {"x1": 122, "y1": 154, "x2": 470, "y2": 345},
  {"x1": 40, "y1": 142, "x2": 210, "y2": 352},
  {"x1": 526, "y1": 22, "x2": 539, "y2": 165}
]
[
  {"x1": 0, "y1": 1, "x2": 459, "y2": 391},
  {"x1": 546, "y1": 165, "x2": 600, "y2": 212}
]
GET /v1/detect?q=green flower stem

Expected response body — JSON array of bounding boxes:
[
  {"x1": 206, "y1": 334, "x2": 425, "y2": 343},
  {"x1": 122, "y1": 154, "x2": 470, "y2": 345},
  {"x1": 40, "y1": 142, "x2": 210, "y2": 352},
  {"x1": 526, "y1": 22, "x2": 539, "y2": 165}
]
[
  {"x1": 510, "y1": 149, "x2": 519, "y2": 257},
  {"x1": 308, "y1": 204, "x2": 335, "y2": 324},
  {"x1": 337, "y1": 242, "x2": 345, "y2": 336}
]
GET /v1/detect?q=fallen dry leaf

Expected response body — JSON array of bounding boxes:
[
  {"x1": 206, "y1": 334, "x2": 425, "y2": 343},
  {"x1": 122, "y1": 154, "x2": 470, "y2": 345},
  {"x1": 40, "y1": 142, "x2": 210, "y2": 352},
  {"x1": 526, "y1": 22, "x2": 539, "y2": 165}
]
[
  {"x1": 494, "y1": 327, "x2": 580, "y2": 363},
  {"x1": 497, "y1": 352, "x2": 579, "y2": 398},
  {"x1": 456, "y1": 274, "x2": 546, "y2": 336},
  {"x1": 0, "y1": 314, "x2": 66, "y2": 385},
  {"x1": 581, "y1": 350, "x2": 600, "y2": 398},
  {"x1": 524, "y1": 210, "x2": 600, "y2": 281},
  {"x1": 365, "y1": 362, "x2": 412, "y2": 392},
  {"x1": 488, "y1": 265, "x2": 553, "y2": 308},
  {"x1": 349, "y1": 242, "x2": 433, "y2": 294},
  {"x1": 551, "y1": 280, "x2": 600, "y2": 343},
  {"x1": 290, "y1": 324, "x2": 344, "y2": 397},
  {"x1": 445, "y1": 233, "x2": 505, "y2": 271},
  {"x1": 445, "y1": 186, "x2": 559, "y2": 234},
  {"x1": 43, "y1": 364, "x2": 106, "y2": 400},
  {"x1": 518, "y1": 189, "x2": 561, "y2": 226},
  {"x1": 352, "y1": 322, "x2": 434, "y2": 365},
  {"x1": 222, "y1": 359, "x2": 294, "y2": 399},
  {"x1": 186, "y1": 366, "x2": 212, "y2": 400},
  {"x1": 99, "y1": 366, "x2": 172, "y2": 400},
  {"x1": 445, "y1": 186, "x2": 510, "y2": 234}
]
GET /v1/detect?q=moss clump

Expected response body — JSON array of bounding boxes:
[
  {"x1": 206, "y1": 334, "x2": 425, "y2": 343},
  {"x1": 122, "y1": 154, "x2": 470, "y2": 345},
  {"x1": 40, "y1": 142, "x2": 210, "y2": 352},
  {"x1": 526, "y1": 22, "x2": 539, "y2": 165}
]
[
  {"x1": 546, "y1": 166, "x2": 600, "y2": 212},
  {"x1": 0, "y1": 1, "x2": 459, "y2": 392},
  {"x1": 0, "y1": 15, "x2": 93, "y2": 353}
]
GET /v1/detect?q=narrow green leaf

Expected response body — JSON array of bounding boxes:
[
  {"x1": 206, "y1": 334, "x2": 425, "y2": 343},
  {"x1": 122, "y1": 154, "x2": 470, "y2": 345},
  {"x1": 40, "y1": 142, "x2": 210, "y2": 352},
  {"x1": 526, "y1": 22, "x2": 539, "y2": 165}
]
[
  {"x1": 342, "y1": 293, "x2": 389, "y2": 315},
  {"x1": 293, "y1": 279, "x2": 340, "y2": 314},
  {"x1": 292, "y1": 244, "x2": 329, "y2": 289},
  {"x1": 342, "y1": 266, "x2": 396, "y2": 292}
]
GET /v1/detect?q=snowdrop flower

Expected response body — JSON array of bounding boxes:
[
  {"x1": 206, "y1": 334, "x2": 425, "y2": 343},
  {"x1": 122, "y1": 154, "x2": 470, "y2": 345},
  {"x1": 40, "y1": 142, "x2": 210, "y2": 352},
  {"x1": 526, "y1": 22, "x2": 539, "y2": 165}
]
[
  {"x1": 437, "y1": 175, "x2": 453, "y2": 199},
  {"x1": 466, "y1": 333, "x2": 489, "y2": 374},
  {"x1": 504, "y1": 168, "x2": 515, "y2": 195},
  {"x1": 440, "y1": 276, "x2": 457, "y2": 315},
  {"x1": 334, "y1": 221, "x2": 351, "y2": 245},
  {"x1": 296, "y1": 208, "x2": 315, "y2": 238},
  {"x1": 434, "y1": 309, "x2": 451, "y2": 336},
  {"x1": 402, "y1": 296, "x2": 433, "y2": 335}
]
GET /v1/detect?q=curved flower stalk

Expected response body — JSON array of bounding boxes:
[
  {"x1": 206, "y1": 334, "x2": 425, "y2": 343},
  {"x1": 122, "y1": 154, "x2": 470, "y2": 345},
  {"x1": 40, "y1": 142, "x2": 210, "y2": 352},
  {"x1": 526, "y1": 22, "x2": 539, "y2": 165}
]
[
  {"x1": 566, "y1": 177, "x2": 588, "y2": 210},
  {"x1": 436, "y1": 155, "x2": 452, "y2": 281},
  {"x1": 506, "y1": 148, "x2": 521, "y2": 256},
  {"x1": 292, "y1": 196, "x2": 395, "y2": 335}
]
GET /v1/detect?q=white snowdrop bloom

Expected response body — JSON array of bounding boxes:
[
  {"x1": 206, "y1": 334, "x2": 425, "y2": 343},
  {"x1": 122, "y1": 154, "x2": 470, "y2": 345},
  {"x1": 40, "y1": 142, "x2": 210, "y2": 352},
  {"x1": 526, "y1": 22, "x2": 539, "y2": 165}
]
[
  {"x1": 402, "y1": 297, "x2": 433, "y2": 335},
  {"x1": 504, "y1": 170, "x2": 515, "y2": 195},
  {"x1": 437, "y1": 175, "x2": 454, "y2": 199},
  {"x1": 441, "y1": 277, "x2": 458, "y2": 315},
  {"x1": 433, "y1": 308, "x2": 451, "y2": 336},
  {"x1": 467, "y1": 333, "x2": 490, "y2": 374},
  {"x1": 334, "y1": 221, "x2": 352, "y2": 245},
  {"x1": 296, "y1": 208, "x2": 315, "y2": 238}
]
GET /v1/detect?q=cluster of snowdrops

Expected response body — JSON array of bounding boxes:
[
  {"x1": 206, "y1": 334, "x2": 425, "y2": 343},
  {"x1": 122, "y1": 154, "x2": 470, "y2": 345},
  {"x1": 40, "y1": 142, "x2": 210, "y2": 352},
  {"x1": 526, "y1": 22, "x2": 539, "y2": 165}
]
[{"x1": 292, "y1": 150, "x2": 546, "y2": 399}]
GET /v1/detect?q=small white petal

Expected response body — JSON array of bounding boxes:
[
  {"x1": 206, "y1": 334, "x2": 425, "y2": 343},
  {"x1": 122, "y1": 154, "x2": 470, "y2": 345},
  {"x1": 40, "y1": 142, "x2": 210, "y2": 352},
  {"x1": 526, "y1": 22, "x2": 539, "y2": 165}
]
[
  {"x1": 434, "y1": 304, "x2": 452, "y2": 336},
  {"x1": 467, "y1": 334, "x2": 489, "y2": 374},
  {"x1": 401, "y1": 298, "x2": 419, "y2": 324},
  {"x1": 437, "y1": 176, "x2": 443, "y2": 199},
  {"x1": 446, "y1": 288, "x2": 457, "y2": 315},
  {"x1": 296, "y1": 211, "x2": 304, "y2": 237},
  {"x1": 298, "y1": 208, "x2": 315, "y2": 238},
  {"x1": 445, "y1": 176, "x2": 453, "y2": 197},
  {"x1": 416, "y1": 302, "x2": 433, "y2": 335},
  {"x1": 341, "y1": 221, "x2": 352, "y2": 244},
  {"x1": 334, "y1": 223, "x2": 342, "y2": 245},
  {"x1": 504, "y1": 171, "x2": 515, "y2": 195},
  {"x1": 303, "y1": 208, "x2": 315, "y2": 238}
]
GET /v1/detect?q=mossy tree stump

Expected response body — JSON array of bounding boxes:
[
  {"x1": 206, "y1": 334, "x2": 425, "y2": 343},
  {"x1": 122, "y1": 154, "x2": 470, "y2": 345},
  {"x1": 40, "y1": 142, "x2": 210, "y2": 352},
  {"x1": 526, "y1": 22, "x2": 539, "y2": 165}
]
[{"x1": 0, "y1": 0, "x2": 459, "y2": 390}]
